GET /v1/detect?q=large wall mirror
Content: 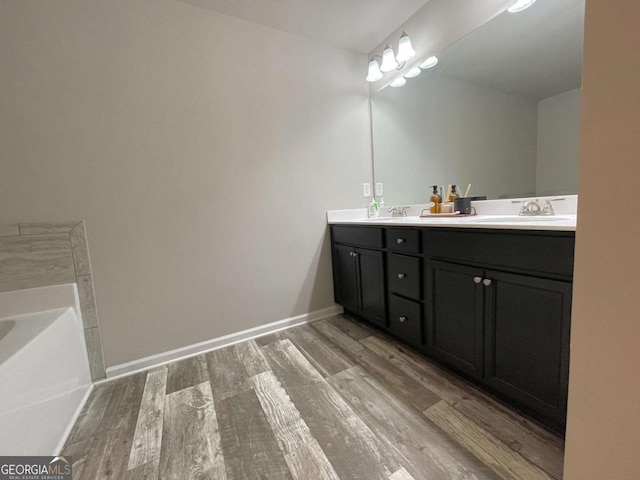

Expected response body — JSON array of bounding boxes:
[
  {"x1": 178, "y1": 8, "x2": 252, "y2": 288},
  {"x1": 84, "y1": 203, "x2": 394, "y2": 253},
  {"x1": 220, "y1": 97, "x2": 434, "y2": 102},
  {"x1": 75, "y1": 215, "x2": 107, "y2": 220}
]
[{"x1": 372, "y1": 0, "x2": 585, "y2": 205}]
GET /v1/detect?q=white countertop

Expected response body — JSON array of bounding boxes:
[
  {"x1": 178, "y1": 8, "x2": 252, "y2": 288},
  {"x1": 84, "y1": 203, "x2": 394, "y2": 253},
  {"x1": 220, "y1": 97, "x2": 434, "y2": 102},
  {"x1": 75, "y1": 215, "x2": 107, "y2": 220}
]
[
  {"x1": 327, "y1": 195, "x2": 578, "y2": 231},
  {"x1": 328, "y1": 214, "x2": 577, "y2": 231}
]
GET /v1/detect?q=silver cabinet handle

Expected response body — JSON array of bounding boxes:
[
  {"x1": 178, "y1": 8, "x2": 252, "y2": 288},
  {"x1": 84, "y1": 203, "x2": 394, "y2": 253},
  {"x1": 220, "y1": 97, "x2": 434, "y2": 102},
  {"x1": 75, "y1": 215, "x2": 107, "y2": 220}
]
[
  {"x1": 349, "y1": 252, "x2": 354, "y2": 257},
  {"x1": 397, "y1": 238, "x2": 405, "y2": 244},
  {"x1": 353, "y1": 252, "x2": 359, "y2": 257},
  {"x1": 399, "y1": 316, "x2": 407, "y2": 323},
  {"x1": 473, "y1": 276, "x2": 482, "y2": 284},
  {"x1": 483, "y1": 278, "x2": 492, "y2": 286},
  {"x1": 398, "y1": 273, "x2": 406, "y2": 279}
]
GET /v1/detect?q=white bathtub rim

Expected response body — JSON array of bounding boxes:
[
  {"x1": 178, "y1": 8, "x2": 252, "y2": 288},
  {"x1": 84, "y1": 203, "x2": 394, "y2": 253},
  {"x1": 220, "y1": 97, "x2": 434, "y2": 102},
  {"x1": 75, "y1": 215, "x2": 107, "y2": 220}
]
[
  {"x1": 0, "y1": 283, "x2": 82, "y2": 327},
  {"x1": 55, "y1": 383, "x2": 94, "y2": 455},
  {"x1": 0, "y1": 307, "x2": 70, "y2": 367}
]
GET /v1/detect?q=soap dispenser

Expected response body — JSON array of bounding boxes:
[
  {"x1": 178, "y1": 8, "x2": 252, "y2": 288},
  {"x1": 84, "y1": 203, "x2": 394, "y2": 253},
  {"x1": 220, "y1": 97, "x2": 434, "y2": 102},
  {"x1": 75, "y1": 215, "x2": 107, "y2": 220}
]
[
  {"x1": 448, "y1": 184, "x2": 459, "y2": 202},
  {"x1": 429, "y1": 185, "x2": 441, "y2": 214},
  {"x1": 368, "y1": 197, "x2": 379, "y2": 218}
]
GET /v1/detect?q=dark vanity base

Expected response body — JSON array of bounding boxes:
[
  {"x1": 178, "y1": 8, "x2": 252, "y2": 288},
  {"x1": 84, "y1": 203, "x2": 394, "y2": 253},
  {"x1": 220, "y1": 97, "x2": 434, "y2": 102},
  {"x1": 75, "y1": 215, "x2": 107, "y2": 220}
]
[
  {"x1": 344, "y1": 308, "x2": 566, "y2": 436},
  {"x1": 331, "y1": 225, "x2": 574, "y2": 434}
]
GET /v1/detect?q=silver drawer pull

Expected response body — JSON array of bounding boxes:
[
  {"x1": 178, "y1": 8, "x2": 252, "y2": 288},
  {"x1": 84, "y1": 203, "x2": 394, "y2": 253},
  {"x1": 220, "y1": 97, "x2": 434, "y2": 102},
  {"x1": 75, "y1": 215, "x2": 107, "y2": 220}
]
[
  {"x1": 396, "y1": 238, "x2": 405, "y2": 244},
  {"x1": 399, "y1": 316, "x2": 407, "y2": 323},
  {"x1": 473, "y1": 276, "x2": 482, "y2": 284},
  {"x1": 483, "y1": 278, "x2": 492, "y2": 287},
  {"x1": 398, "y1": 273, "x2": 406, "y2": 279}
]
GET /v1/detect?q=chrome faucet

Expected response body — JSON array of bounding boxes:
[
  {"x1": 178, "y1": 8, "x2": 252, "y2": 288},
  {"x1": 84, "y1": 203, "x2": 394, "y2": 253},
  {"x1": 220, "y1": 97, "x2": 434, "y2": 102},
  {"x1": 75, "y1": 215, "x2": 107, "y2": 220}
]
[
  {"x1": 519, "y1": 200, "x2": 543, "y2": 216},
  {"x1": 518, "y1": 198, "x2": 562, "y2": 216},
  {"x1": 388, "y1": 207, "x2": 409, "y2": 217}
]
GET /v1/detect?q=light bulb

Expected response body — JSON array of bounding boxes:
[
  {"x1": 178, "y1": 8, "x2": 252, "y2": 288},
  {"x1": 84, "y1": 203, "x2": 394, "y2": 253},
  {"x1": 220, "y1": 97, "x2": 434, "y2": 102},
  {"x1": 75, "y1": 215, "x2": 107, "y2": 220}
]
[
  {"x1": 404, "y1": 67, "x2": 421, "y2": 78},
  {"x1": 390, "y1": 76, "x2": 406, "y2": 88},
  {"x1": 366, "y1": 59, "x2": 383, "y2": 82},
  {"x1": 396, "y1": 31, "x2": 416, "y2": 63},
  {"x1": 380, "y1": 44, "x2": 399, "y2": 72},
  {"x1": 419, "y1": 56, "x2": 439, "y2": 69},
  {"x1": 507, "y1": 0, "x2": 536, "y2": 13}
]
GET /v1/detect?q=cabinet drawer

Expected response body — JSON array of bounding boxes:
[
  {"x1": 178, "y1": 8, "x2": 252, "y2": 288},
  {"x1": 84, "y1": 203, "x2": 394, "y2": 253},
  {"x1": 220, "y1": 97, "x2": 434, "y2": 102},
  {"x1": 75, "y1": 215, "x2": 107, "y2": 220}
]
[
  {"x1": 422, "y1": 230, "x2": 575, "y2": 278},
  {"x1": 332, "y1": 226, "x2": 384, "y2": 248},
  {"x1": 389, "y1": 295, "x2": 422, "y2": 347},
  {"x1": 386, "y1": 228, "x2": 420, "y2": 254},
  {"x1": 388, "y1": 254, "x2": 421, "y2": 300}
]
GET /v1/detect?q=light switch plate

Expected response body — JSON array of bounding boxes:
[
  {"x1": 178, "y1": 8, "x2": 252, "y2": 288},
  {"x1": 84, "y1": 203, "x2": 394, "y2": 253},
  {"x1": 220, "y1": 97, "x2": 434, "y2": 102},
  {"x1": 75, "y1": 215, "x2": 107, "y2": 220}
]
[
  {"x1": 375, "y1": 183, "x2": 384, "y2": 196},
  {"x1": 362, "y1": 183, "x2": 371, "y2": 197}
]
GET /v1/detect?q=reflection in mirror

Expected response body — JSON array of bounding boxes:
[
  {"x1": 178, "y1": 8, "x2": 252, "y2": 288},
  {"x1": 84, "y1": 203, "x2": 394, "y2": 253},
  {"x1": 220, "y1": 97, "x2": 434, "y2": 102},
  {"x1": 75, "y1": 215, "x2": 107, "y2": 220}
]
[{"x1": 372, "y1": 0, "x2": 585, "y2": 205}]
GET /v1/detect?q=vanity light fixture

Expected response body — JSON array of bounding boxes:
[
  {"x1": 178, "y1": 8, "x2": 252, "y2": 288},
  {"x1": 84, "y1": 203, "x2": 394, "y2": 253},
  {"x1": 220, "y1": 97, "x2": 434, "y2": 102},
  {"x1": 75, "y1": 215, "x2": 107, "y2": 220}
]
[
  {"x1": 419, "y1": 56, "x2": 439, "y2": 69},
  {"x1": 396, "y1": 31, "x2": 416, "y2": 62},
  {"x1": 380, "y1": 44, "x2": 399, "y2": 72},
  {"x1": 366, "y1": 59, "x2": 384, "y2": 82},
  {"x1": 507, "y1": 0, "x2": 536, "y2": 13},
  {"x1": 367, "y1": 31, "x2": 416, "y2": 81},
  {"x1": 390, "y1": 76, "x2": 407, "y2": 88},
  {"x1": 404, "y1": 67, "x2": 422, "y2": 78}
]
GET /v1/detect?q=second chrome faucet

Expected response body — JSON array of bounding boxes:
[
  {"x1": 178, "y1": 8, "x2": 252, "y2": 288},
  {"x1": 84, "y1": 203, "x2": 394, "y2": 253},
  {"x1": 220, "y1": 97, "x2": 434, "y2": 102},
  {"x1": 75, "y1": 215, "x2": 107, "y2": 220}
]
[{"x1": 388, "y1": 207, "x2": 409, "y2": 217}]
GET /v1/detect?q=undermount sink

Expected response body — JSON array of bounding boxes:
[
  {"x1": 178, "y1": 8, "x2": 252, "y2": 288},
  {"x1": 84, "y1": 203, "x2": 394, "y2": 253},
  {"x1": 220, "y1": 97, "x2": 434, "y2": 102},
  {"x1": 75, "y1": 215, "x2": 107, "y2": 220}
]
[{"x1": 468, "y1": 216, "x2": 568, "y2": 223}]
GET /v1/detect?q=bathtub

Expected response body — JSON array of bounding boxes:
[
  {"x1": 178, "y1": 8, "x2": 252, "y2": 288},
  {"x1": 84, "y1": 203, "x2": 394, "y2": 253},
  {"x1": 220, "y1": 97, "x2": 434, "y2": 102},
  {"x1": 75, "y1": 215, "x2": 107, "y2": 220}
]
[{"x1": 0, "y1": 284, "x2": 92, "y2": 455}]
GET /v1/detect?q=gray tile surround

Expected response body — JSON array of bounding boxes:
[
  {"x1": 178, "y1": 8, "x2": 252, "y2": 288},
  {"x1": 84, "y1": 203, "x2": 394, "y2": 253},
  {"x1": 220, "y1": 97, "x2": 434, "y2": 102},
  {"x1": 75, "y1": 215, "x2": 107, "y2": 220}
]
[
  {"x1": 0, "y1": 221, "x2": 105, "y2": 380},
  {"x1": 0, "y1": 234, "x2": 76, "y2": 291},
  {"x1": 0, "y1": 224, "x2": 19, "y2": 237}
]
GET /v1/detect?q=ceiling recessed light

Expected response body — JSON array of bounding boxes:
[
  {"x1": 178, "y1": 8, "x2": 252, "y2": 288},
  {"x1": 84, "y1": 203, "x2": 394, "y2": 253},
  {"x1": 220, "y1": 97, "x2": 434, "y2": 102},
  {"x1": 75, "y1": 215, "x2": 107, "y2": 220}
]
[
  {"x1": 404, "y1": 67, "x2": 421, "y2": 78},
  {"x1": 507, "y1": 0, "x2": 536, "y2": 13},
  {"x1": 419, "y1": 56, "x2": 439, "y2": 69},
  {"x1": 390, "y1": 76, "x2": 407, "y2": 88}
]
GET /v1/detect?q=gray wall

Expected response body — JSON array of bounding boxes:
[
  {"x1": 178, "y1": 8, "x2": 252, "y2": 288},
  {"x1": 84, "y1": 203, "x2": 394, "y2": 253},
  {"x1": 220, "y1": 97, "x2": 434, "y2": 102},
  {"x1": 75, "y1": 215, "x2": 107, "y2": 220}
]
[
  {"x1": 536, "y1": 88, "x2": 582, "y2": 195},
  {"x1": 372, "y1": 75, "x2": 538, "y2": 204},
  {"x1": 0, "y1": 0, "x2": 371, "y2": 367}
]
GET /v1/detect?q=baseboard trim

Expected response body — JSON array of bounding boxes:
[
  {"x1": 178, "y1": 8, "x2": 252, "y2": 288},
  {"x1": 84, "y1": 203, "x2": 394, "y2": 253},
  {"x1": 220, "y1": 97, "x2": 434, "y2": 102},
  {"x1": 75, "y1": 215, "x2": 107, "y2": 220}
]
[{"x1": 102, "y1": 304, "x2": 343, "y2": 382}]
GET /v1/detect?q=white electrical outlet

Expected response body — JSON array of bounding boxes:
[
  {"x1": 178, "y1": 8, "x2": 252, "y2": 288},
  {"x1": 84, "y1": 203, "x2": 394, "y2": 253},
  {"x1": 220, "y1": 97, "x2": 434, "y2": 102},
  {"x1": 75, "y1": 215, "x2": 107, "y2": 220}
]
[
  {"x1": 375, "y1": 183, "x2": 384, "y2": 197},
  {"x1": 362, "y1": 183, "x2": 371, "y2": 197}
]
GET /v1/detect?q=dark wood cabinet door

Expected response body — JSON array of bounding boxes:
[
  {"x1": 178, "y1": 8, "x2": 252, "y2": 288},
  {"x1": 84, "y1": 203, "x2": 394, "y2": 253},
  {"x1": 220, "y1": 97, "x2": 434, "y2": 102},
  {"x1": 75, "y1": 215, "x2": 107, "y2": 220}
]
[
  {"x1": 425, "y1": 260, "x2": 485, "y2": 378},
  {"x1": 333, "y1": 244, "x2": 358, "y2": 313},
  {"x1": 356, "y1": 248, "x2": 387, "y2": 328},
  {"x1": 484, "y1": 270, "x2": 572, "y2": 428}
]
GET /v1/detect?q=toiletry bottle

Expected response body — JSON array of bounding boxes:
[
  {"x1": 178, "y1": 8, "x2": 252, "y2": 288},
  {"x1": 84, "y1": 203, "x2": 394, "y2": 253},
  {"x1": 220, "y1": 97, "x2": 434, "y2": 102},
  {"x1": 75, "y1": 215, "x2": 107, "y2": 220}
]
[
  {"x1": 449, "y1": 184, "x2": 459, "y2": 202},
  {"x1": 368, "y1": 197, "x2": 379, "y2": 218},
  {"x1": 378, "y1": 197, "x2": 385, "y2": 209},
  {"x1": 438, "y1": 187, "x2": 444, "y2": 213},
  {"x1": 429, "y1": 185, "x2": 441, "y2": 214}
]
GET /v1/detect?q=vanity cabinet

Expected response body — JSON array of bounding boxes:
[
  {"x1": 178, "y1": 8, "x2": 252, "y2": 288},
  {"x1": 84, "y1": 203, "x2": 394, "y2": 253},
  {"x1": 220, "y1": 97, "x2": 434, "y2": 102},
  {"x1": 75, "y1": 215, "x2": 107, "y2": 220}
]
[
  {"x1": 330, "y1": 224, "x2": 575, "y2": 432},
  {"x1": 484, "y1": 270, "x2": 571, "y2": 425},
  {"x1": 331, "y1": 228, "x2": 386, "y2": 328},
  {"x1": 425, "y1": 260, "x2": 485, "y2": 379}
]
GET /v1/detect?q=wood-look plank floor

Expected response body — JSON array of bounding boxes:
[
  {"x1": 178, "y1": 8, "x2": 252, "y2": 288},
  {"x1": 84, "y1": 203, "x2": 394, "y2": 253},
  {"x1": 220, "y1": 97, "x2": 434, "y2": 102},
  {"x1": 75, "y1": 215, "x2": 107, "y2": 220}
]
[{"x1": 64, "y1": 315, "x2": 564, "y2": 480}]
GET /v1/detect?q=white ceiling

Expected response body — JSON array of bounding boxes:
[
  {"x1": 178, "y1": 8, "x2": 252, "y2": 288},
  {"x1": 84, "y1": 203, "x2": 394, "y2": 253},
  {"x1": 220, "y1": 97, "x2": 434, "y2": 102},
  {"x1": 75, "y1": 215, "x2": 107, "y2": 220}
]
[{"x1": 175, "y1": 0, "x2": 430, "y2": 54}]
